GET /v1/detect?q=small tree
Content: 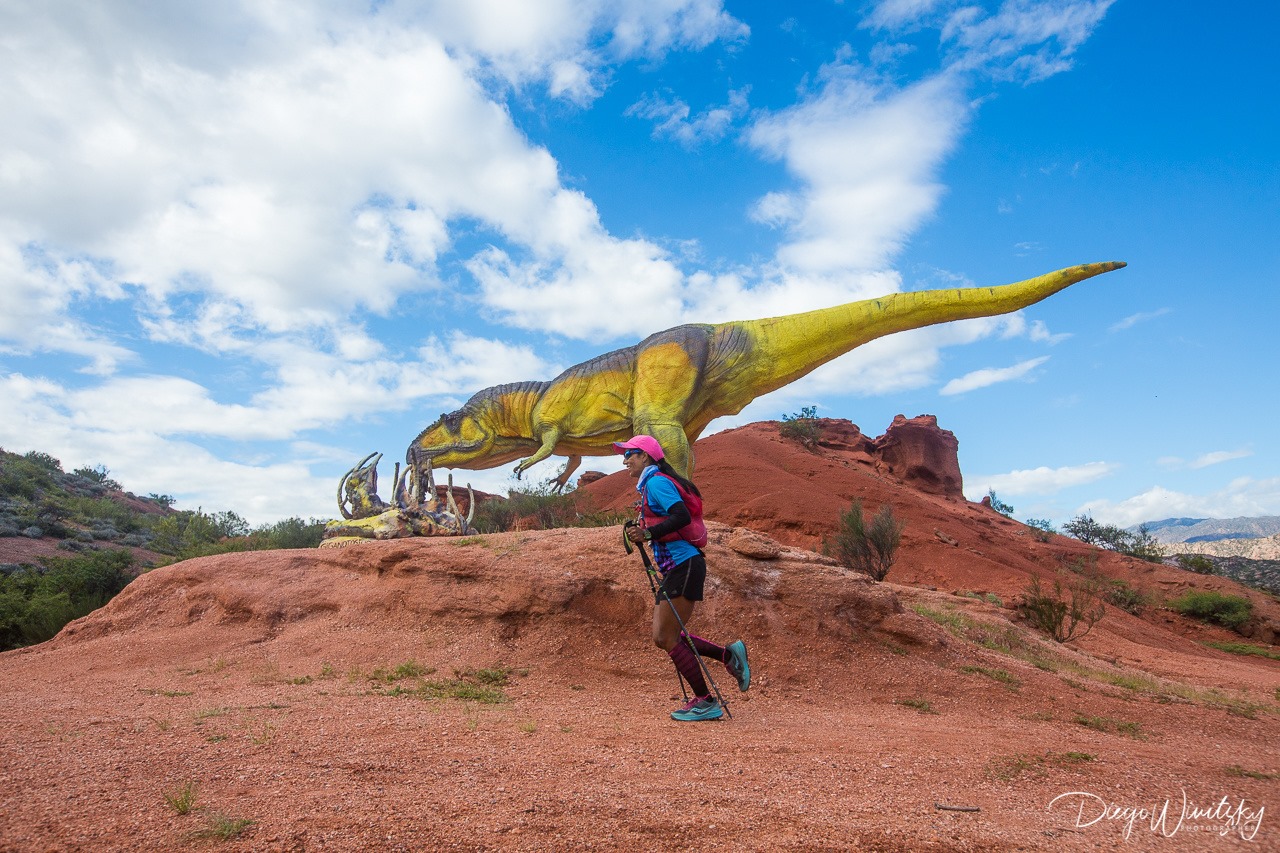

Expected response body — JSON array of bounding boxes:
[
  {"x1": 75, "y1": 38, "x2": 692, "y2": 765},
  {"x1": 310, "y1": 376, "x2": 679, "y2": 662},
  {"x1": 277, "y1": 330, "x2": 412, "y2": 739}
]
[
  {"x1": 72, "y1": 464, "x2": 122, "y2": 491},
  {"x1": 1019, "y1": 571, "x2": 1105, "y2": 642},
  {"x1": 778, "y1": 406, "x2": 821, "y2": 448},
  {"x1": 829, "y1": 499, "x2": 903, "y2": 581},
  {"x1": 1063, "y1": 514, "x2": 1106, "y2": 545},
  {"x1": 1025, "y1": 518, "x2": 1055, "y2": 543},
  {"x1": 1122, "y1": 524, "x2": 1165, "y2": 563},
  {"x1": 986, "y1": 489, "x2": 1014, "y2": 517},
  {"x1": 1176, "y1": 554, "x2": 1217, "y2": 575},
  {"x1": 1064, "y1": 515, "x2": 1163, "y2": 563}
]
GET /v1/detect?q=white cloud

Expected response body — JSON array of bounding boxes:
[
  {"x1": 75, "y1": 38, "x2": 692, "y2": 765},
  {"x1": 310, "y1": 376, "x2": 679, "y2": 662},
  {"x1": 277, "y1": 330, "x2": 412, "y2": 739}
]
[
  {"x1": 626, "y1": 86, "x2": 750, "y2": 146},
  {"x1": 748, "y1": 67, "x2": 969, "y2": 274},
  {"x1": 393, "y1": 0, "x2": 747, "y2": 104},
  {"x1": 1155, "y1": 448, "x2": 1252, "y2": 471},
  {"x1": 468, "y1": 236, "x2": 686, "y2": 341},
  {"x1": 1027, "y1": 319, "x2": 1071, "y2": 344},
  {"x1": 942, "y1": 0, "x2": 1116, "y2": 83},
  {"x1": 0, "y1": 239, "x2": 135, "y2": 375},
  {"x1": 965, "y1": 461, "x2": 1117, "y2": 499},
  {"x1": 1078, "y1": 477, "x2": 1280, "y2": 528},
  {"x1": 862, "y1": 0, "x2": 951, "y2": 32},
  {"x1": 861, "y1": 1, "x2": 1116, "y2": 83},
  {"x1": 1, "y1": 2, "x2": 747, "y2": 360},
  {"x1": 1190, "y1": 449, "x2": 1253, "y2": 469},
  {"x1": 1110, "y1": 307, "x2": 1171, "y2": 332},
  {"x1": 939, "y1": 355, "x2": 1049, "y2": 395}
]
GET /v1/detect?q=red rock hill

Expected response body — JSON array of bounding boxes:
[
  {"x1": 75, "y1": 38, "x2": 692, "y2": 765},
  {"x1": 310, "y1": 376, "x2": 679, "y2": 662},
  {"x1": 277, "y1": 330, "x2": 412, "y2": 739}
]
[{"x1": 1, "y1": 418, "x2": 1277, "y2": 851}]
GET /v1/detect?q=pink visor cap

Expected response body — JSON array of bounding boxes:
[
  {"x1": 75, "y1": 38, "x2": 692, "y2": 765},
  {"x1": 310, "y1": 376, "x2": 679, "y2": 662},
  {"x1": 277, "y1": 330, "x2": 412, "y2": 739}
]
[{"x1": 613, "y1": 435, "x2": 664, "y2": 460}]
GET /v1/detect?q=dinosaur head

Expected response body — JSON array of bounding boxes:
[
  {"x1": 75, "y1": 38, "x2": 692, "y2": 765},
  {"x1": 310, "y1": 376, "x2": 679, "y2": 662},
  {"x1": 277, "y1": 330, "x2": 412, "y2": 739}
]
[
  {"x1": 410, "y1": 408, "x2": 501, "y2": 470},
  {"x1": 408, "y1": 383, "x2": 543, "y2": 473}
]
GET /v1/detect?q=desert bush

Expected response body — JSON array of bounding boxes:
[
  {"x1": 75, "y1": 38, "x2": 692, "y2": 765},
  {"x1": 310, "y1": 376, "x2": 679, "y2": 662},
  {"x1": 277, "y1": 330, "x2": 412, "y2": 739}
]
[
  {"x1": 1025, "y1": 518, "x2": 1055, "y2": 542},
  {"x1": 1176, "y1": 554, "x2": 1218, "y2": 575},
  {"x1": 1018, "y1": 571, "x2": 1105, "y2": 642},
  {"x1": 986, "y1": 489, "x2": 1014, "y2": 517},
  {"x1": 71, "y1": 464, "x2": 122, "y2": 491},
  {"x1": 1105, "y1": 579, "x2": 1150, "y2": 615},
  {"x1": 1167, "y1": 590, "x2": 1252, "y2": 631},
  {"x1": 255, "y1": 516, "x2": 326, "y2": 549},
  {"x1": 471, "y1": 480, "x2": 627, "y2": 533},
  {"x1": 778, "y1": 405, "x2": 821, "y2": 447},
  {"x1": 0, "y1": 549, "x2": 134, "y2": 649},
  {"x1": 1122, "y1": 524, "x2": 1165, "y2": 562},
  {"x1": 144, "y1": 508, "x2": 323, "y2": 561},
  {"x1": 1063, "y1": 514, "x2": 1163, "y2": 562},
  {"x1": 1062, "y1": 514, "x2": 1107, "y2": 545},
  {"x1": 827, "y1": 498, "x2": 903, "y2": 581}
]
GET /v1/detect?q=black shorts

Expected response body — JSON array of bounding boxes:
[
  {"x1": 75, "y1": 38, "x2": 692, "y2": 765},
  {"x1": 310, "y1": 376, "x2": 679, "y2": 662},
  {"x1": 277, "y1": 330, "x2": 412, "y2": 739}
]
[{"x1": 656, "y1": 554, "x2": 706, "y2": 603}]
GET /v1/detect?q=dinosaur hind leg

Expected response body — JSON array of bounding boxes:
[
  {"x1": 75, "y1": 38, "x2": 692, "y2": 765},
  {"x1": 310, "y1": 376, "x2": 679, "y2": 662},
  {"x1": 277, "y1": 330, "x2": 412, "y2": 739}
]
[{"x1": 637, "y1": 422, "x2": 695, "y2": 478}]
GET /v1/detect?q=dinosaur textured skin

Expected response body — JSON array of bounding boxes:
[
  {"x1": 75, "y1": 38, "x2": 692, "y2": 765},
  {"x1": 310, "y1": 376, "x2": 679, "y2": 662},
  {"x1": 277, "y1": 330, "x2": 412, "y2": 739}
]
[{"x1": 409, "y1": 262, "x2": 1125, "y2": 481}]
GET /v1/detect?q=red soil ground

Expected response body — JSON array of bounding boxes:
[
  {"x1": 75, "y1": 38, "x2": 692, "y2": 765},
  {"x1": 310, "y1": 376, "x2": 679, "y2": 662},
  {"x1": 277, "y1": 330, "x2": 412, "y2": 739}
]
[{"x1": 1, "y1": 420, "x2": 1277, "y2": 851}]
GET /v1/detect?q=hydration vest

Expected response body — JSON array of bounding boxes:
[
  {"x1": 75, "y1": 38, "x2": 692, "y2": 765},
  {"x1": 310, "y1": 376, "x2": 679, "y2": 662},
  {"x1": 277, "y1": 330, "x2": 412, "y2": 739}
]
[{"x1": 640, "y1": 473, "x2": 709, "y2": 549}]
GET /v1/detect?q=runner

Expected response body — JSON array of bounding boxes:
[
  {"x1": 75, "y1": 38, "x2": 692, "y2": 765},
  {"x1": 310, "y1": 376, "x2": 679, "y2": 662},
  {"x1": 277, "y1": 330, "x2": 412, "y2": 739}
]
[{"x1": 616, "y1": 435, "x2": 750, "y2": 721}]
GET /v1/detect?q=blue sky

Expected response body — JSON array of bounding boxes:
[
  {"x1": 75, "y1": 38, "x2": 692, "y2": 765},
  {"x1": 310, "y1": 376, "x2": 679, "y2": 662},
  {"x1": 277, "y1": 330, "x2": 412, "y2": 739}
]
[{"x1": 2, "y1": 1, "x2": 1276, "y2": 528}]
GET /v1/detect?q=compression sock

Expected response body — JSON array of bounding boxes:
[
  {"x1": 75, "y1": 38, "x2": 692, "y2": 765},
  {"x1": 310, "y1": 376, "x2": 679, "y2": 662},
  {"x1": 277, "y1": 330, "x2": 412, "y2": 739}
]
[
  {"x1": 685, "y1": 633, "x2": 727, "y2": 663},
  {"x1": 668, "y1": 642, "x2": 709, "y2": 697}
]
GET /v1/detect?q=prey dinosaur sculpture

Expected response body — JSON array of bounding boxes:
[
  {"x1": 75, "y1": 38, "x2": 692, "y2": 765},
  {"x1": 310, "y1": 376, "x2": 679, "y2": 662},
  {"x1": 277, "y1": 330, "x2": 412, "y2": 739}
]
[{"x1": 340, "y1": 261, "x2": 1124, "y2": 527}]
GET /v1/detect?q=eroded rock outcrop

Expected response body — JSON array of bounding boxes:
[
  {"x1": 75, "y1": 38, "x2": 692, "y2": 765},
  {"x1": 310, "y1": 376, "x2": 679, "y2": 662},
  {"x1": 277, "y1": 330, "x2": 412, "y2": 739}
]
[{"x1": 870, "y1": 414, "x2": 962, "y2": 499}]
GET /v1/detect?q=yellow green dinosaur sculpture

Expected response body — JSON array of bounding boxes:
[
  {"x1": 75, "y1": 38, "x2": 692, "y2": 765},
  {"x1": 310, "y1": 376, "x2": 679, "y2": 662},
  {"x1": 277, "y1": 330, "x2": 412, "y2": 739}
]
[
  {"x1": 396, "y1": 261, "x2": 1123, "y2": 489},
  {"x1": 329, "y1": 260, "x2": 1124, "y2": 536}
]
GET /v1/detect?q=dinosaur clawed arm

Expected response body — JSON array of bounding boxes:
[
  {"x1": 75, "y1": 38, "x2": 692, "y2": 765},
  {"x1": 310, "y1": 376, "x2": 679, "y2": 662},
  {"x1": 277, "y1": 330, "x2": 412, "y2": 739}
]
[{"x1": 513, "y1": 426, "x2": 562, "y2": 481}]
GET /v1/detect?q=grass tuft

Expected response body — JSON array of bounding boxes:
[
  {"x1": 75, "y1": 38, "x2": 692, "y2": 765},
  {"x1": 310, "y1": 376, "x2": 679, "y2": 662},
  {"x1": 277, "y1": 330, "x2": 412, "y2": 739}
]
[
  {"x1": 163, "y1": 781, "x2": 198, "y2": 815},
  {"x1": 959, "y1": 665, "x2": 1021, "y2": 689},
  {"x1": 1073, "y1": 714, "x2": 1146, "y2": 739},
  {"x1": 189, "y1": 812, "x2": 254, "y2": 841},
  {"x1": 986, "y1": 751, "x2": 1095, "y2": 781},
  {"x1": 1204, "y1": 641, "x2": 1280, "y2": 661},
  {"x1": 1225, "y1": 765, "x2": 1277, "y2": 780},
  {"x1": 894, "y1": 697, "x2": 938, "y2": 715}
]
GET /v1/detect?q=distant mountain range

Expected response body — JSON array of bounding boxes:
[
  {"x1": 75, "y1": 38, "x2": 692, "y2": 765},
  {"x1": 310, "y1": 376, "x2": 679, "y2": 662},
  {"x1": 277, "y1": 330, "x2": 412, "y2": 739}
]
[{"x1": 1132, "y1": 515, "x2": 1280, "y2": 545}]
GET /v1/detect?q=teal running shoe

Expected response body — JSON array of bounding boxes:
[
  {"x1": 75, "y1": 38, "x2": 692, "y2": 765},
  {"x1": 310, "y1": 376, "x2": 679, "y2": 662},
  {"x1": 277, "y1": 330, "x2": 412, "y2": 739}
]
[
  {"x1": 725, "y1": 640, "x2": 750, "y2": 692},
  {"x1": 671, "y1": 696, "x2": 723, "y2": 722}
]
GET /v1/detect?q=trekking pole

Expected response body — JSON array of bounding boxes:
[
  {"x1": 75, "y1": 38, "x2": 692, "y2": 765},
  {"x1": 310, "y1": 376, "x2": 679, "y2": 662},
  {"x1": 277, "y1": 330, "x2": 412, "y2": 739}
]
[
  {"x1": 624, "y1": 522, "x2": 732, "y2": 720},
  {"x1": 624, "y1": 525, "x2": 689, "y2": 703}
]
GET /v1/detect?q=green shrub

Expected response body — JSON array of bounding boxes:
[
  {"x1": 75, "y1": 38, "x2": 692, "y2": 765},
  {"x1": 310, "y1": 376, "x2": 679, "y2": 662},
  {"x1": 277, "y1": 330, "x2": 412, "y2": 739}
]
[
  {"x1": 986, "y1": 489, "x2": 1014, "y2": 517},
  {"x1": 1025, "y1": 518, "x2": 1055, "y2": 542},
  {"x1": 1105, "y1": 579, "x2": 1150, "y2": 615},
  {"x1": 471, "y1": 480, "x2": 627, "y2": 533},
  {"x1": 1062, "y1": 515, "x2": 1164, "y2": 562},
  {"x1": 163, "y1": 781, "x2": 199, "y2": 815},
  {"x1": 1176, "y1": 554, "x2": 1217, "y2": 575},
  {"x1": 1168, "y1": 590, "x2": 1252, "y2": 630},
  {"x1": 1018, "y1": 572, "x2": 1105, "y2": 643},
  {"x1": 145, "y1": 510, "x2": 324, "y2": 561},
  {"x1": 827, "y1": 499, "x2": 903, "y2": 581},
  {"x1": 778, "y1": 406, "x2": 821, "y2": 447},
  {"x1": 0, "y1": 549, "x2": 134, "y2": 649},
  {"x1": 71, "y1": 464, "x2": 122, "y2": 491}
]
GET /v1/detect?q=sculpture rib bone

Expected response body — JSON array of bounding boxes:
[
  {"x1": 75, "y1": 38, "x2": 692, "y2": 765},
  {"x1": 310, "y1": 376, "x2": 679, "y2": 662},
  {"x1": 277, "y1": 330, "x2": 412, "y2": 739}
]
[{"x1": 330, "y1": 261, "x2": 1123, "y2": 543}]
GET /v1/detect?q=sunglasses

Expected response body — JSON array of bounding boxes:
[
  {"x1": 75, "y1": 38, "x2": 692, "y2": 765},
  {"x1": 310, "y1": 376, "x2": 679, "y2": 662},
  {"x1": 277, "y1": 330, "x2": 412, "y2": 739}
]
[{"x1": 623, "y1": 449, "x2": 644, "y2": 460}]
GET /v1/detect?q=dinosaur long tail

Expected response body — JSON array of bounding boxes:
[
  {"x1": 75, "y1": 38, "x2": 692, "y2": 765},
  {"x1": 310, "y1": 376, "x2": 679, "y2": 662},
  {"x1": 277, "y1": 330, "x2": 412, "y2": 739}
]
[{"x1": 738, "y1": 261, "x2": 1125, "y2": 394}]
